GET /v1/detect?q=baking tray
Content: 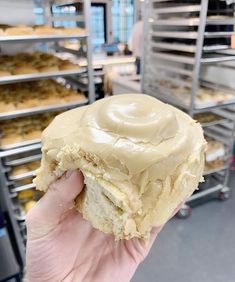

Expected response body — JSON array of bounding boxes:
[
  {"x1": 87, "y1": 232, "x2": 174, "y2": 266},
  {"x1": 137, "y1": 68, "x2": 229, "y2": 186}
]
[
  {"x1": 0, "y1": 68, "x2": 86, "y2": 85},
  {"x1": 0, "y1": 33, "x2": 87, "y2": 44},
  {"x1": 0, "y1": 99, "x2": 88, "y2": 120}
]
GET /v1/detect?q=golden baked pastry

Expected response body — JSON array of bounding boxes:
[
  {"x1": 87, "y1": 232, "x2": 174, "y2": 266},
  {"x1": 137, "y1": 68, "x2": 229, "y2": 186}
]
[
  {"x1": 61, "y1": 26, "x2": 85, "y2": 35},
  {"x1": 24, "y1": 200, "x2": 37, "y2": 213},
  {"x1": 12, "y1": 66, "x2": 39, "y2": 75},
  {"x1": 39, "y1": 66, "x2": 59, "y2": 72},
  {"x1": 5, "y1": 26, "x2": 34, "y2": 36},
  {"x1": 1, "y1": 134, "x2": 22, "y2": 146},
  {"x1": 59, "y1": 61, "x2": 79, "y2": 71},
  {"x1": 34, "y1": 94, "x2": 206, "y2": 240},
  {"x1": 11, "y1": 165, "x2": 29, "y2": 177},
  {"x1": 0, "y1": 70, "x2": 11, "y2": 76},
  {"x1": 34, "y1": 25, "x2": 59, "y2": 35}
]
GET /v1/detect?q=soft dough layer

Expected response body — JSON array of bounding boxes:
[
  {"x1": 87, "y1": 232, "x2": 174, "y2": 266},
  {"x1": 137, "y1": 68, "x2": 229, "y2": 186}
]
[{"x1": 34, "y1": 94, "x2": 206, "y2": 240}]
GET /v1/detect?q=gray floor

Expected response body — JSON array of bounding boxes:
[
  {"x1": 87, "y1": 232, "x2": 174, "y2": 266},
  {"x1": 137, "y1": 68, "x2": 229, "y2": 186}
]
[{"x1": 133, "y1": 173, "x2": 235, "y2": 282}]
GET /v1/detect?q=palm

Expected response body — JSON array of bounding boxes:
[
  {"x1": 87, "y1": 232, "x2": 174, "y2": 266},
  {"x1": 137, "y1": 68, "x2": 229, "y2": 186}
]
[{"x1": 26, "y1": 171, "x2": 158, "y2": 282}]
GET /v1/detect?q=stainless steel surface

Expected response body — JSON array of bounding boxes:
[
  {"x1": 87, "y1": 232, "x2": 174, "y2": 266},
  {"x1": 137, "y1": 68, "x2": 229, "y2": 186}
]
[
  {"x1": 0, "y1": 160, "x2": 25, "y2": 265},
  {"x1": 201, "y1": 118, "x2": 229, "y2": 128},
  {"x1": 151, "y1": 52, "x2": 195, "y2": 64},
  {"x1": 201, "y1": 55, "x2": 235, "y2": 64},
  {"x1": 9, "y1": 170, "x2": 36, "y2": 181},
  {"x1": 190, "y1": 0, "x2": 208, "y2": 116},
  {"x1": 0, "y1": 139, "x2": 41, "y2": 151},
  {"x1": 203, "y1": 166, "x2": 228, "y2": 176},
  {"x1": 5, "y1": 154, "x2": 42, "y2": 167},
  {"x1": 0, "y1": 99, "x2": 88, "y2": 120},
  {"x1": 153, "y1": 18, "x2": 200, "y2": 26},
  {"x1": 207, "y1": 17, "x2": 235, "y2": 25},
  {"x1": 149, "y1": 63, "x2": 193, "y2": 76},
  {"x1": 203, "y1": 45, "x2": 230, "y2": 52},
  {"x1": 151, "y1": 42, "x2": 196, "y2": 53},
  {"x1": 186, "y1": 185, "x2": 223, "y2": 203},
  {"x1": 11, "y1": 183, "x2": 36, "y2": 194},
  {"x1": 84, "y1": 0, "x2": 95, "y2": 103},
  {"x1": 0, "y1": 33, "x2": 87, "y2": 43},
  {"x1": 0, "y1": 144, "x2": 41, "y2": 158},
  {"x1": 204, "y1": 31, "x2": 235, "y2": 38},
  {"x1": 154, "y1": 5, "x2": 201, "y2": 14},
  {"x1": 151, "y1": 31, "x2": 198, "y2": 39},
  {"x1": 0, "y1": 68, "x2": 86, "y2": 85}
]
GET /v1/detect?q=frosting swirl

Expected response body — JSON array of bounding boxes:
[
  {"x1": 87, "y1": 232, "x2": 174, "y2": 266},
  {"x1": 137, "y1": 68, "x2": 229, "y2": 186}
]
[{"x1": 35, "y1": 94, "x2": 206, "y2": 239}]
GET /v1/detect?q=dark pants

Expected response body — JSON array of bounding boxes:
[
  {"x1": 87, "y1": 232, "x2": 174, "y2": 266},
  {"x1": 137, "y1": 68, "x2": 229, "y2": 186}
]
[{"x1": 135, "y1": 57, "x2": 141, "y2": 75}]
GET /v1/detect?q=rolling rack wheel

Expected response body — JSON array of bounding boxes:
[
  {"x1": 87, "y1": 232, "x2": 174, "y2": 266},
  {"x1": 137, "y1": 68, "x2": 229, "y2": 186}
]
[
  {"x1": 176, "y1": 204, "x2": 192, "y2": 219},
  {"x1": 218, "y1": 187, "x2": 230, "y2": 201}
]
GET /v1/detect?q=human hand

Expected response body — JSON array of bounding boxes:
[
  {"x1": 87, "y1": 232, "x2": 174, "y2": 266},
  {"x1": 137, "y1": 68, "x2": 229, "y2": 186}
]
[{"x1": 26, "y1": 170, "x2": 161, "y2": 282}]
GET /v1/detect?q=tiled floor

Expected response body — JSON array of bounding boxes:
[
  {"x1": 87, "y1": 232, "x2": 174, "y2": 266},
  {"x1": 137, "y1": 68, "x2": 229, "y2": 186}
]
[{"x1": 133, "y1": 172, "x2": 235, "y2": 282}]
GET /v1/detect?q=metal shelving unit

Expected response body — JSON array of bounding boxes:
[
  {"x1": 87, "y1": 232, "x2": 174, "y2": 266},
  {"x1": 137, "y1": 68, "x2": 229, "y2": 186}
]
[
  {"x1": 0, "y1": 0, "x2": 95, "y2": 272},
  {"x1": 142, "y1": 0, "x2": 235, "y2": 218}
]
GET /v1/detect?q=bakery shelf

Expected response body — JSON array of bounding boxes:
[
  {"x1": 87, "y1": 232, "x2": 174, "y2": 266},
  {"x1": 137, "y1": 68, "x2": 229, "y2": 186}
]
[
  {"x1": 11, "y1": 183, "x2": 36, "y2": 194},
  {"x1": 5, "y1": 154, "x2": 42, "y2": 167},
  {"x1": 204, "y1": 31, "x2": 235, "y2": 38},
  {"x1": 203, "y1": 165, "x2": 228, "y2": 176},
  {"x1": 9, "y1": 170, "x2": 36, "y2": 182},
  {"x1": 0, "y1": 139, "x2": 41, "y2": 151},
  {"x1": 0, "y1": 68, "x2": 86, "y2": 85},
  {"x1": 0, "y1": 98, "x2": 88, "y2": 121},
  {"x1": 0, "y1": 33, "x2": 87, "y2": 44},
  {"x1": 0, "y1": 144, "x2": 41, "y2": 158},
  {"x1": 143, "y1": 0, "x2": 235, "y2": 211},
  {"x1": 154, "y1": 5, "x2": 201, "y2": 14},
  {"x1": 203, "y1": 45, "x2": 230, "y2": 52},
  {"x1": 153, "y1": 17, "x2": 235, "y2": 26},
  {"x1": 186, "y1": 184, "x2": 223, "y2": 203},
  {"x1": 146, "y1": 83, "x2": 235, "y2": 113},
  {"x1": 151, "y1": 52, "x2": 195, "y2": 64},
  {"x1": 201, "y1": 118, "x2": 229, "y2": 128},
  {"x1": 148, "y1": 63, "x2": 193, "y2": 76},
  {"x1": 194, "y1": 97, "x2": 235, "y2": 112},
  {"x1": 214, "y1": 108, "x2": 235, "y2": 121},
  {"x1": 207, "y1": 18, "x2": 235, "y2": 25},
  {"x1": 152, "y1": 31, "x2": 198, "y2": 39},
  {"x1": 205, "y1": 131, "x2": 231, "y2": 145},
  {"x1": 201, "y1": 55, "x2": 235, "y2": 64},
  {"x1": 152, "y1": 18, "x2": 200, "y2": 26},
  {"x1": 151, "y1": 42, "x2": 196, "y2": 53},
  {"x1": 207, "y1": 124, "x2": 231, "y2": 138}
]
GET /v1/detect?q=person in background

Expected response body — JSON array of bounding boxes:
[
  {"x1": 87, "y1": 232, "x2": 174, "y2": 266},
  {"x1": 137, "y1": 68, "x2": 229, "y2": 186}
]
[{"x1": 128, "y1": 20, "x2": 143, "y2": 75}]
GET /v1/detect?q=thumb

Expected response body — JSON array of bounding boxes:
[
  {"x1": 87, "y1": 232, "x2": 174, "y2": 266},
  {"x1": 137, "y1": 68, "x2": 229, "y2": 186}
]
[{"x1": 26, "y1": 170, "x2": 84, "y2": 239}]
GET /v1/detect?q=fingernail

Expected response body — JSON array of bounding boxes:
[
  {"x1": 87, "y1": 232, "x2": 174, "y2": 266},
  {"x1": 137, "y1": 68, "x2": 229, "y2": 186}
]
[{"x1": 65, "y1": 170, "x2": 73, "y2": 178}]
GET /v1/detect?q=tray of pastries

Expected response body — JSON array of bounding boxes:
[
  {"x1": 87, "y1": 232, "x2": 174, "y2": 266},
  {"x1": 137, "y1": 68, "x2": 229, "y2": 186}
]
[
  {"x1": 0, "y1": 79, "x2": 86, "y2": 114},
  {"x1": 194, "y1": 112, "x2": 225, "y2": 126},
  {"x1": 0, "y1": 51, "x2": 80, "y2": 77},
  {"x1": 156, "y1": 79, "x2": 235, "y2": 108},
  {"x1": 0, "y1": 111, "x2": 62, "y2": 149},
  {"x1": 0, "y1": 24, "x2": 85, "y2": 37},
  {"x1": 204, "y1": 138, "x2": 225, "y2": 172}
]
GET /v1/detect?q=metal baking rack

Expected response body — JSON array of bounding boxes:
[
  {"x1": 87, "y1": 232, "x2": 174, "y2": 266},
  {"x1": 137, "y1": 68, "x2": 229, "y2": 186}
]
[
  {"x1": 0, "y1": 68, "x2": 86, "y2": 84},
  {"x1": 0, "y1": 0, "x2": 95, "y2": 269},
  {"x1": 142, "y1": 0, "x2": 235, "y2": 218},
  {"x1": 0, "y1": 33, "x2": 87, "y2": 43}
]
